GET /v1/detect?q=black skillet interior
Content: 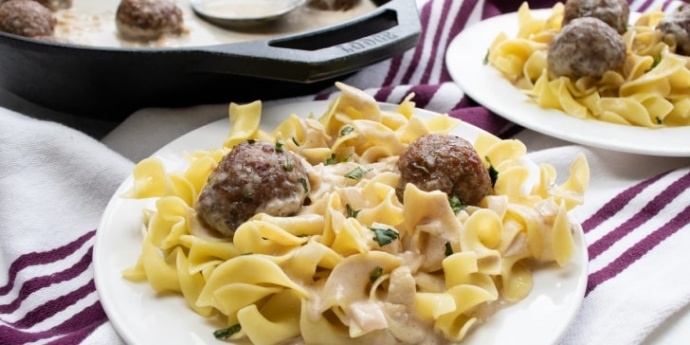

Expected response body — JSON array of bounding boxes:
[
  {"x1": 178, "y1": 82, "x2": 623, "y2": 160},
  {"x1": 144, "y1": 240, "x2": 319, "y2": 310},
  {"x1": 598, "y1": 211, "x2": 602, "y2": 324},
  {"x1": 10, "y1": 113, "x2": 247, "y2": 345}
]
[{"x1": 0, "y1": 0, "x2": 421, "y2": 120}]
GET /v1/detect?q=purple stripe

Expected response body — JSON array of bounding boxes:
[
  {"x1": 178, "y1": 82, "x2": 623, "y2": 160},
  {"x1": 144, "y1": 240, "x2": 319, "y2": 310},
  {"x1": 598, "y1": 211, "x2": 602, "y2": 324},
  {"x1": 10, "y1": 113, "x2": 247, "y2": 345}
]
[
  {"x1": 448, "y1": 106, "x2": 510, "y2": 136},
  {"x1": 8, "y1": 280, "x2": 96, "y2": 329},
  {"x1": 44, "y1": 319, "x2": 103, "y2": 345},
  {"x1": 419, "y1": 0, "x2": 463, "y2": 84},
  {"x1": 405, "y1": 84, "x2": 442, "y2": 109},
  {"x1": 399, "y1": 1, "x2": 434, "y2": 85},
  {"x1": 0, "y1": 231, "x2": 95, "y2": 296},
  {"x1": 586, "y1": 203, "x2": 690, "y2": 295},
  {"x1": 375, "y1": 0, "x2": 436, "y2": 101},
  {"x1": 0, "y1": 248, "x2": 93, "y2": 313},
  {"x1": 587, "y1": 170, "x2": 690, "y2": 261},
  {"x1": 435, "y1": 0, "x2": 479, "y2": 83},
  {"x1": 582, "y1": 172, "x2": 669, "y2": 233},
  {"x1": 637, "y1": 0, "x2": 656, "y2": 11},
  {"x1": 0, "y1": 300, "x2": 107, "y2": 344},
  {"x1": 498, "y1": 123, "x2": 525, "y2": 139}
]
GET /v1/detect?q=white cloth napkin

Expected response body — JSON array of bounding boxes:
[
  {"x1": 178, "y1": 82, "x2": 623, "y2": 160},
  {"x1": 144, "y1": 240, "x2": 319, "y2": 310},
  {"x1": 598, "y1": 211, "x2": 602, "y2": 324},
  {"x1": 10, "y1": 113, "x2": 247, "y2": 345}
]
[{"x1": 2, "y1": 0, "x2": 690, "y2": 344}]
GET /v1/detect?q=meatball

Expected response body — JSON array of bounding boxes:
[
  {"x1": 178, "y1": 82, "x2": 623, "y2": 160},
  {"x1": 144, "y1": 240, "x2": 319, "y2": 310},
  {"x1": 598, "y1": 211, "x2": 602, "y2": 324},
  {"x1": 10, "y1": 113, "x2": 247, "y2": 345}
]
[
  {"x1": 35, "y1": 0, "x2": 72, "y2": 11},
  {"x1": 195, "y1": 140, "x2": 311, "y2": 238},
  {"x1": 115, "y1": 0, "x2": 183, "y2": 40},
  {"x1": 308, "y1": 0, "x2": 359, "y2": 11},
  {"x1": 562, "y1": 0, "x2": 630, "y2": 34},
  {"x1": 548, "y1": 17, "x2": 627, "y2": 79},
  {"x1": 657, "y1": 6, "x2": 690, "y2": 56},
  {"x1": 0, "y1": 0, "x2": 55, "y2": 38},
  {"x1": 397, "y1": 134, "x2": 492, "y2": 206}
]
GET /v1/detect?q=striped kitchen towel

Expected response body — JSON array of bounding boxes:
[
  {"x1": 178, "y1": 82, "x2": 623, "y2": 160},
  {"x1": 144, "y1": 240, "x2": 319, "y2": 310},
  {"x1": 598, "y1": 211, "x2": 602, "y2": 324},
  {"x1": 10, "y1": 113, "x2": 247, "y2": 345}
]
[{"x1": 3, "y1": 0, "x2": 690, "y2": 344}]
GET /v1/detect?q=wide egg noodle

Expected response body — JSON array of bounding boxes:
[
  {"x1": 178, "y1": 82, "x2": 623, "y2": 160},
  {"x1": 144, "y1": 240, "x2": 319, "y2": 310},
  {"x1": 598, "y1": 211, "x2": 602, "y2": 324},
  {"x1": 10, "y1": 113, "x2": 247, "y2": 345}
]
[
  {"x1": 121, "y1": 82, "x2": 590, "y2": 344},
  {"x1": 490, "y1": 2, "x2": 690, "y2": 127}
]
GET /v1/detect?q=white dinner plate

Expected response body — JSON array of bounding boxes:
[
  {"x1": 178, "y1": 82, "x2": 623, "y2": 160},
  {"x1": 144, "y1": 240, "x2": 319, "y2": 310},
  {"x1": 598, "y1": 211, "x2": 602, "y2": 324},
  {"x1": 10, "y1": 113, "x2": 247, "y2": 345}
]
[
  {"x1": 93, "y1": 101, "x2": 588, "y2": 345},
  {"x1": 446, "y1": 9, "x2": 690, "y2": 157}
]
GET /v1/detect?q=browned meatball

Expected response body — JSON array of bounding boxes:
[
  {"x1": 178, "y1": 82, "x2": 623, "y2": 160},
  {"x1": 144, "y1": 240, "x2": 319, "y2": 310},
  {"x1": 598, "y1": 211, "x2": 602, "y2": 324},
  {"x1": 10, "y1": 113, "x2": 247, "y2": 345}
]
[
  {"x1": 562, "y1": 0, "x2": 630, "y2": 34},
  {"x1": 308, "y1": 0, "x2": 359, "y2": 11},
  {"x1": 115, "y1": 0, "x2": 183, "y2": 40},
  {"x1": 548, "y1": 17, "x2": 627, "y2": 79},
  {"x1": 0, "y1": 0, "x2": 55, "y2": 38},
  {"x1": 657, "y1": 6, "x2": 690, "y2": 56},
  {"x1": 397, "y1": 134, "x2": 492, "y2": 206},
  {"x1": 195, "y1": 140, "x2": 311, "y2": 238},
  {"x1": 35, "y1": 0, "x2": 72, "y2": 11}
]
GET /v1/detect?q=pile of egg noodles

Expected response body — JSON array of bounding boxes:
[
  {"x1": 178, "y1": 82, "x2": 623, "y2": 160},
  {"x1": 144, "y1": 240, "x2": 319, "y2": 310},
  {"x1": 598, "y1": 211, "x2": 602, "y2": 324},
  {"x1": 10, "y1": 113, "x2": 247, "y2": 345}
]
[
  {"x1": 489, "y1": 2, "x2": 690, "y2": 128},
  {"x1": 121, "y1": 82, "x2": 589, "y2": 344}
]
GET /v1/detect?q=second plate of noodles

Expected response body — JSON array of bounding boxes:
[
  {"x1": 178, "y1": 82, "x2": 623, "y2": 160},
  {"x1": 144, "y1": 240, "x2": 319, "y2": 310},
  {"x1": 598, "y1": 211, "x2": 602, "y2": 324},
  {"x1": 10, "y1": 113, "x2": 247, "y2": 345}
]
[
  {"x1": 446, "y1": 4, "x2": 690, "y2": 157},
  {"x1": 94, "y1": 82, "x2": 589, "y2": 344}
]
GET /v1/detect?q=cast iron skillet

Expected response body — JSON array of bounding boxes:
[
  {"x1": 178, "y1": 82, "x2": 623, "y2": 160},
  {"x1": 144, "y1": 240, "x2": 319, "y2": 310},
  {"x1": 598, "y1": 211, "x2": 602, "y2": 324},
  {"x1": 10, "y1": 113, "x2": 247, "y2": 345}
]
[{"x1": 0, "y1": 0, "x2": 420, "y2": 120}]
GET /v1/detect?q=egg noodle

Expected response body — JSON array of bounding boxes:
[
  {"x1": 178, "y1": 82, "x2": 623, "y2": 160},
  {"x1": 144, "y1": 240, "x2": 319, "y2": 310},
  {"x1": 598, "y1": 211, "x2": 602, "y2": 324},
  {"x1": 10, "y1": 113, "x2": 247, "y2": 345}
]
[
  {"x1": 121, "y1": 82, "x2": 589, "y2": 344},
  {"x1": 488, "y1": 2, "x2": 690, "y2": 128}
]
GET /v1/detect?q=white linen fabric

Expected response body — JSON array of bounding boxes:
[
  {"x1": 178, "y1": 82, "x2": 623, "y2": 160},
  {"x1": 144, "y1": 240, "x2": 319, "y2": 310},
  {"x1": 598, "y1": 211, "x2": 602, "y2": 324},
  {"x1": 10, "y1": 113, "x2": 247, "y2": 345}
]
[{"x1": 2, "y1": 0, "x2": 690, "y2": 344}]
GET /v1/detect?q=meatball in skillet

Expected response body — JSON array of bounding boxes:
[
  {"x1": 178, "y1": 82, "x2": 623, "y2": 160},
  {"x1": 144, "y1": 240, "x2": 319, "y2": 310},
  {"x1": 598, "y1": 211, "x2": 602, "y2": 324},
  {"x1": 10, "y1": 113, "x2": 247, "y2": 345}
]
[
  {"x1": 657, "y1": 6, "x2": 690, "y2": 56},
  {"x1": 0, "y1": 0, "x2": 55, "y2": 38},
  {"x1": 308, "y1": 0, "x2": 360, "y2": 11},
  {"x1": 548, "y1": 17, "x2": 627, "y2": 79},
  {"x1": 397, "y1": 134, "x2": 492, "y2": 206},
  {"x1": 195, "y1": 140, "x2": 311, "y2": 238},
  {"x1": 115, "y1": 0, "x2": 183, "y2": 40},
  {"x1": 562, "y1": 0, "x2": 630, "y2": 34}
]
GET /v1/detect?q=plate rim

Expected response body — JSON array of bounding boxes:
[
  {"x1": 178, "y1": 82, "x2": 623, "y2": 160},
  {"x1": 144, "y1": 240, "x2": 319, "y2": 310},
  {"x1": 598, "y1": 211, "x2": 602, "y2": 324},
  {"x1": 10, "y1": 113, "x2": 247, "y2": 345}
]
[
  {"x1": 445, "y1": 8, "x2": 690, "y2": 157},
  {"x1": 93, "y1": 100, "x2": 588, "y2": 345}
]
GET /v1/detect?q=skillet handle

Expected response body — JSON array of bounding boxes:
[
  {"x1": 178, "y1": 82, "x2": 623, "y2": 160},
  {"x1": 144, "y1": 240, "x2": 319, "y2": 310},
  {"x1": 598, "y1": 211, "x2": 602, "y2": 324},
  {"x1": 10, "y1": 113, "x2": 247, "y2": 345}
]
[{"x1": 199, "y1": 0, "x2": 421, "y2": 83}]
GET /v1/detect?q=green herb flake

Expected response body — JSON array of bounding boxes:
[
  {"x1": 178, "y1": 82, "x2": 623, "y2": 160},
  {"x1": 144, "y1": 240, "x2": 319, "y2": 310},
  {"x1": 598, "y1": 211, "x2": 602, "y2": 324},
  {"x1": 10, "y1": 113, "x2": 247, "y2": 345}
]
[
  {"x1": 370, "y1": 266, "x2": 383, "y2": 283},
  {"x1": 283, "y1": 159, "x2": 294, "y2": 171},
  {"x1": 483, "y1": 49, "x2": 490, "y2": 65},
  {"x1": 213, "y1": 324, "x2": 241, "y2": 340},
  {"x1": 345, "y1": 166, "x2": 370, "y2": 180},
  {"x1": 298, "y1": 234, "x2": 310, "y2": 238},
  {"x1": 275, "y1": 140, "x2": 285, "y2": 152},
  {"x1": 298, "y1": 178, "x2": 309, "y2": 193},
  {"x1": 656, "y1": 116, "x2": 663, "y2": 124},
  {"x1": 342, "y1": 154, "x2": 352, "y2": 162},
  {"x1": 292, "y1": 137, "x2": 301, "y2": 146},
  {"x1": 449, "y1": 195, "x2": 467, "y2": 213},
  {"x1": 445, "y1": 241, "x2": 454, "y2": 257},
  {"x1": 369, "y1": 227, "x2": 400, "y2": 247},
  {"x1": 326, "y1": 153, "x2": 337, "y2": 165},
  {"x1": 346, "y1": 204, "x2": 361, "y2": 219},
  {"x1": 486, "y1": 156, "x2": 499, "y2": 188},
  {"x1": 412, "y1": 162, "x2": 429, "y2": 174},
  {"x1": 247, "y1": 139, "x2": 256, "y2": 144},
  {"x1": 340, "y1": 126, "x2": 355, "y2": 137},
  {"x1": 651, "y1": 56, "x2": 662, "y2": 69}
]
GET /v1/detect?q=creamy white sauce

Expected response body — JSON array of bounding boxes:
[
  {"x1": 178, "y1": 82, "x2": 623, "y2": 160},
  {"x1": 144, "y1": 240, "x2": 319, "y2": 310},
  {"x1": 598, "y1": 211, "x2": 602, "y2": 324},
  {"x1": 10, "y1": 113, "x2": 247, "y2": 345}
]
[
  {"x1": 194, "y1": 0, "x2": 299, "y2": 18},
  {"x1": 53, "y1": 0, "x2": 378, "y2": 48}
]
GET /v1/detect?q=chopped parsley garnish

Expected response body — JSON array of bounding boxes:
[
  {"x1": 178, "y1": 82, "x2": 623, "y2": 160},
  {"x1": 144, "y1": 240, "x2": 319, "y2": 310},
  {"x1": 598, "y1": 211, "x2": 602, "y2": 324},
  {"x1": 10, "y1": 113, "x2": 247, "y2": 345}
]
[
  {"x1": 240, "y1": 252, "x2": 253, "y2": 256},
  {"x1": 412, "y1": 162, "x2": 429, "y2": 174},
  {"x1": 275, "y1": 140, "x2": 285, "y2": 152},
  {"x1": 298, "y1": 178, "x2": 309, "y2": 193},
  {"x1": 483, "y1": 49, "x2": 490, "y2": 65},
  {"x1": 369, "y1": 227, "x2": 400, "y2": 246},
  {"x1": 214, "y1": 324, "x2": 241, "y2": 340},
  {"x1": 486, "y1": 156, "x2": 499, "y2": 188},
  {"x1": 292, "y1": 137, "x2": 301, "y2": 146},
  {"x1": 651, "y1": 55, "x2": 662, "y2": 69},
  {"x1": 346, "y1": 204, "x2": 361, "y2": 218},
  {"x1": 247, "y1": 139, "x2": 256, "y2": 144},
  {"x1": 342, "y1": 154, "x2": 352, "y2": 162},
  {"x1": 340, "y1": 126, "x2": 355, "y2": 136},
  {"x1": 656, "y1": 116, "x2": 663, "y2": 124},
  {"x1": 445, "y1": 241, "x2": 454, "y2": 257},
  {"x1": 326, "y1": 153, "x2": 337, "y2": 165},
  {"x1": 345, "y1": 166, "x2": 370, "y2": 180},
  {"x1": 449, "y1": 195, "x2": 467, "y2": 213},
  {"x1": 298, "y1": 234, "x2": 310, "y2": 238},
  {"x1": 370, "y1": 266, "x2": 383, "y2": 283},
  {"x1": 283, "y1": 159, "x2": 294, "y2": 171}
]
